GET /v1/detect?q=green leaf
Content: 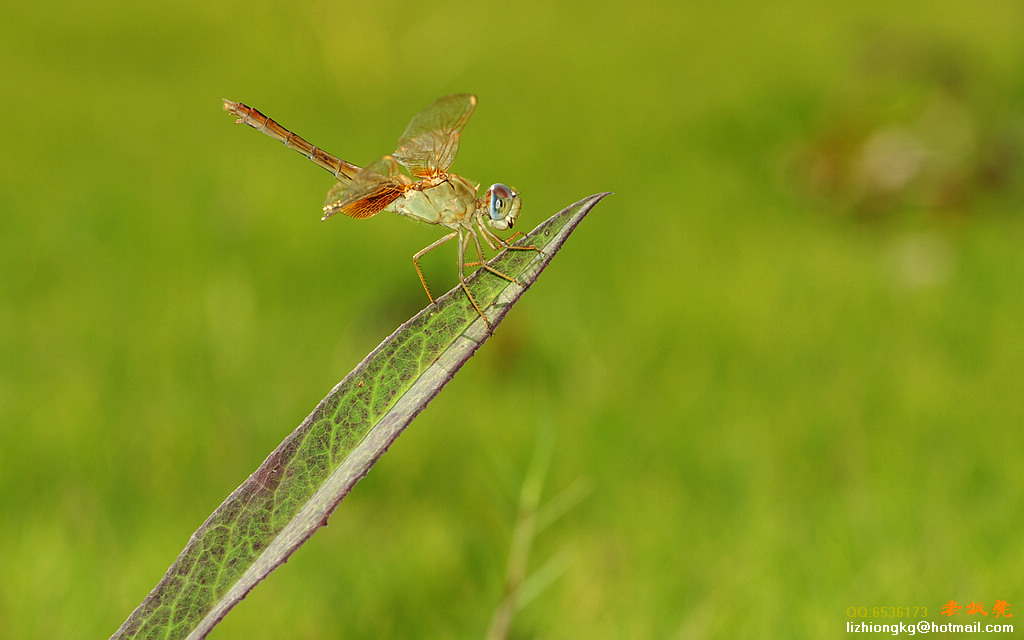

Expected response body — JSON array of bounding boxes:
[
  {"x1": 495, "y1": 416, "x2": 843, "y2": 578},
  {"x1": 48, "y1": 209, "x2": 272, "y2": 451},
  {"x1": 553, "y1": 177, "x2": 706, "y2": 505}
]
[{"x1": 110, "y1": 192, "x2": 610, "y2": 640}]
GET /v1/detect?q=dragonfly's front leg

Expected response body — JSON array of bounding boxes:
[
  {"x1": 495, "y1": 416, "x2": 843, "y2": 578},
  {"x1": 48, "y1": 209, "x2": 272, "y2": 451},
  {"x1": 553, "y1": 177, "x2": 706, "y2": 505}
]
[
  {"x1": 462, "y1": 219, "x2": 541, "y2": 290},
  {"x1": 466, "y1": 225, "x2": 523, "y2": 286},
  {"x1": 479, "y1": 222, "x2": 539, "y2": 254}
]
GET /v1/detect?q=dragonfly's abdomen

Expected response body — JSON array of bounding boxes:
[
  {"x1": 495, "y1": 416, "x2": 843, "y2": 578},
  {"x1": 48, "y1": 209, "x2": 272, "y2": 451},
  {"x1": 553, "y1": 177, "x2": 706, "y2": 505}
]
[{"x1": 223, "y1": 100, "x2": 359, "y2": 182}]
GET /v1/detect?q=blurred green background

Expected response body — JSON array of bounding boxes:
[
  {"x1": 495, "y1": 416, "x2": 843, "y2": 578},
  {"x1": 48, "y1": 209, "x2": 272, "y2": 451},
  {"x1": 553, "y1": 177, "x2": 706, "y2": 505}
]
[{"x1": 2, "y1": 0, "x2": 1023, "y2": 638}]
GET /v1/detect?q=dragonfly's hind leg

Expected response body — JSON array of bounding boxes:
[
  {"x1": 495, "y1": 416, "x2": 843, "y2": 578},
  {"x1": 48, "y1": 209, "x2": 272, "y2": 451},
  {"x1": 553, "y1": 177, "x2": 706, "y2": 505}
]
[
  {"x1": 456, "y1": 228, "x2": 493, "y2": 331},
  {"x1": 413, "y1": 230, "x2": 459, "y2": 303}
]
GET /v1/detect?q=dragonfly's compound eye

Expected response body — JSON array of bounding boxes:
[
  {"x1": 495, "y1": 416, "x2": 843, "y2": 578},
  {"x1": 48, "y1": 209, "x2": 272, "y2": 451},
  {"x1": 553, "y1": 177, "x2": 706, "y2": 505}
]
[
  {"x1": 488, "y1": 183, "x2": 512, "y2": 220},
  {"x1": 487, "y1": 183, "x2": 521, "y2": 231}
]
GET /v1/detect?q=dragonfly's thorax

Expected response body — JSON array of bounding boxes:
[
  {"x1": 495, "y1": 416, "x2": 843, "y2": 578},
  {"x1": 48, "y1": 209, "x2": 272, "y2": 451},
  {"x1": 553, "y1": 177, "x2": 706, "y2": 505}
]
[{"x1": 392, "y1": 173, "x2": 481, "y2": 227}]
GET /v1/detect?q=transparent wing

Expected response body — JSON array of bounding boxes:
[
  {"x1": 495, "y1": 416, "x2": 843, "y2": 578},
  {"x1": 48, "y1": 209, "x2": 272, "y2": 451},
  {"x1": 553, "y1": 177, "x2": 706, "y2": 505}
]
[
  {"x1": 392, "y1": 94, "x2": 477, "y2": 178},
  {"x1": 322, "y1": 155, "x2": 410, "y2": 220}
]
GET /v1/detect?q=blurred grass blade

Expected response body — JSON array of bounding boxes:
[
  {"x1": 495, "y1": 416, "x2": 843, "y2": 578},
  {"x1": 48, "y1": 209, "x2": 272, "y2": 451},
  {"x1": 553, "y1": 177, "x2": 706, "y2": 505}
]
[
  {"x1": 486, "y1": 426, "x2": 553, "y2": 640},
  {"x1": 110, "y1": 192, "x2": 610, "y2": 640}
]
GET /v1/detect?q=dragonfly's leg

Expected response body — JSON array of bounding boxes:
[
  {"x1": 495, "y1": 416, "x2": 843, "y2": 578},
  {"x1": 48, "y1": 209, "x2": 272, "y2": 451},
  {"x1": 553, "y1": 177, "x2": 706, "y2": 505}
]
[
  {"x1": 457, "y1": 227, "x2": 493, "y2": 331},
  {"x1": 479, "y1": 223, "x2": 544, "y2": 280},
  {"x1": 462, "y1": 220, "x2": 541, "y2": 288},
  {"x1": 504, "y1": 231, "x2": 530, "y2": 244},
  {"x1": 463, "y1": 223, "x2": 490, "y2": 267},
  {"x1": 414, "y1": 231, "x2": 459, "y2": 303},
  {"x1": 457, "y1": 227, "x2": 471, "y2": 279},
  {"x1": 480, "y1": 223, "x2": 541, "y2": 256},
  {"x1": 469, "y1": 225, "x2": 520, "y2": 285}
]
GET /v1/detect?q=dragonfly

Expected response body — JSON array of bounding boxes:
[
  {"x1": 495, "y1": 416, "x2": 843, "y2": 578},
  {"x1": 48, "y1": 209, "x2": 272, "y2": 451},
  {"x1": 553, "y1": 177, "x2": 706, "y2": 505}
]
[{"x1": 223, "y1": 94, "x2": 538, "y2": 329}]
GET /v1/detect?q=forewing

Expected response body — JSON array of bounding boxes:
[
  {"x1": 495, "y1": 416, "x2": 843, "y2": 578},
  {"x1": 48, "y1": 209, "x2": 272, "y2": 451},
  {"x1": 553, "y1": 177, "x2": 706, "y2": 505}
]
[
  {"x1": 392, "y1": 94, "x2": 477, "y2": 177},
  {"x1": 322, "y1": 155, "x2": 408, "y2": 220}
]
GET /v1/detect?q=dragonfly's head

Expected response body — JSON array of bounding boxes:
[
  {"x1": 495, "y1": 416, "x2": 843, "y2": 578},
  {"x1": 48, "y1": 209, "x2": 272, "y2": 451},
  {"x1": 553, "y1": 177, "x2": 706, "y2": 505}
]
[{"x1": 485, "y1": 183, "x2": 521, "y2": 231}]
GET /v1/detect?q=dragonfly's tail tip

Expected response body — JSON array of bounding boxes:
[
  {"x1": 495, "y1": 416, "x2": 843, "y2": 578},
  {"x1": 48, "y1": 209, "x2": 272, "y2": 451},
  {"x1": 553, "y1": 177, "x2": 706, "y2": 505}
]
[{"x1": 222, "y1": 99, "x2": 244, "y2": 121}]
